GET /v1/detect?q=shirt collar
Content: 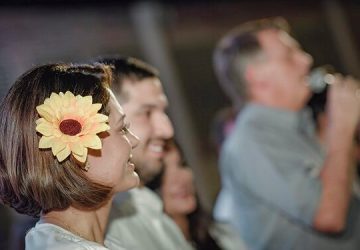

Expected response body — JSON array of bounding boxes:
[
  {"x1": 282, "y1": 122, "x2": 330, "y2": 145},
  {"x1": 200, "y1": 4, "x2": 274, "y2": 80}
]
[{"x1": 241, "y1": 103, "x2": 315, "y2": 135}]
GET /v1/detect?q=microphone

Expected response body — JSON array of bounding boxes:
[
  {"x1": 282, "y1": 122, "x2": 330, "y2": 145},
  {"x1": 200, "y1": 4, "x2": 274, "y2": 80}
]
[{"x1": 308, "y1": 65, "x2": 336, "y2": 93}]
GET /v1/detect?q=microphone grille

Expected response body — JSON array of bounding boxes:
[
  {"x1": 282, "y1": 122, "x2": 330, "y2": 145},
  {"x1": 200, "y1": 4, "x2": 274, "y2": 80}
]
[{"x1": 309, "y1": 65, "x2": 335, "y2": 93}]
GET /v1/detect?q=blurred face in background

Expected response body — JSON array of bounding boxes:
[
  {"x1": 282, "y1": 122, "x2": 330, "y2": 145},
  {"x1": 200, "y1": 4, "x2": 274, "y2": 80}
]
[
  {"x1": 249, "y1": 29, "x2": 313, "y2": 111},
  {"x1": 121, "y1": 77, "x2": 174, "y2": 185},
  {"x1": 161, "y1": 145, "x2": 197, "y2": 217}
]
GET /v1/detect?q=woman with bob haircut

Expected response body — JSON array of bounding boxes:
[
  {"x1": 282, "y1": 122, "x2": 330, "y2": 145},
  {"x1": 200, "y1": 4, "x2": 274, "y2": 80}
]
[{"x1": 0, "y1": 63, "x2": 140, "y2": 249}]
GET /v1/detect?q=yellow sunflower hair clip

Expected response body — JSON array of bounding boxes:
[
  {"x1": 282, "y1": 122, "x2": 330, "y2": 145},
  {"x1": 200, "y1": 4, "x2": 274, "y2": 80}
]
[{"x1": 35, "y1": 91, "x2": 110, "y2": 164}]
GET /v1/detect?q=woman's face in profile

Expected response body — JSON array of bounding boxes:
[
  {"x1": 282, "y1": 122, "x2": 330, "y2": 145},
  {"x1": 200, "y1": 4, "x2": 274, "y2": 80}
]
[
  {"x1": 161, "y1": 147, "x2": 197, "y2": 216},
  {"x1": 85, "y1": 90, "x2": 140, "y2": 193}
]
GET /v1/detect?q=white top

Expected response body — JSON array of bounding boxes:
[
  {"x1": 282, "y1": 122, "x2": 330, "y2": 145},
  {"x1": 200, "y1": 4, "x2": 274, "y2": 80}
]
[
  {"x1": 106, "y1": 187, "x2": 194, "y2": 250},
  {"x1": 26, "y1": 222, "x2": 126, "y2": 250}
]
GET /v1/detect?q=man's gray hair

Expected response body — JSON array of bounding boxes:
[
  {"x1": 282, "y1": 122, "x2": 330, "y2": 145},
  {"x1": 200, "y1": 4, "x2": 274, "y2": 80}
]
[{"x1": 213, "y1": 17, "x2": 289, "y2": 111}]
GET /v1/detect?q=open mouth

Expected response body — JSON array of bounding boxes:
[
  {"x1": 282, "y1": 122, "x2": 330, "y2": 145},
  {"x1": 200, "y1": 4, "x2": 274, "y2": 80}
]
[{"x1": 149, "y1": 144, "x2": 164, "y2": 153}]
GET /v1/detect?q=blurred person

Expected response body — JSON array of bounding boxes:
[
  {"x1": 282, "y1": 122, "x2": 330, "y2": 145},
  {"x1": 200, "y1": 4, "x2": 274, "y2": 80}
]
[
  {"x1": 212, "y1": 17, "x2": 360, "y2": 250},
  {"x1": 209, "y1": 106, "x2": 237, "y2": 153},
  {"x1": 0, "y1": 63, "x2": 140, "y2": 249},
  {"x1": 307, "y1": 90, "x2": 360, "y2": 198},
  {"x1": 150, "y1": 139, "x2": 247, "y2": 250},
  {"x1": 98, "y1": 56, "x2": 193, "y2": 250},
  {"x1": 306, "y1": 89, "x2": 328, "y2": 145}
]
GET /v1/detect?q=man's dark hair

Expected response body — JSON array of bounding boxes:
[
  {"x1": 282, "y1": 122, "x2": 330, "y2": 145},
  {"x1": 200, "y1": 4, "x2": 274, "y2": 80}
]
[{"x1": 97, "y1": 56, "x2": 159, "y2": 102}]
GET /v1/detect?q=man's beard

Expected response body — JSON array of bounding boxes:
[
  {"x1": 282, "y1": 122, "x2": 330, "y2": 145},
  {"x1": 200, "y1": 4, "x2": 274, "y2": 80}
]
[
  {"x1": 145, "y1": 163, "x2": 165, "y2": 191},
  {"x1": 134, "y1": 158, "x2": 164, "y2": 185}
]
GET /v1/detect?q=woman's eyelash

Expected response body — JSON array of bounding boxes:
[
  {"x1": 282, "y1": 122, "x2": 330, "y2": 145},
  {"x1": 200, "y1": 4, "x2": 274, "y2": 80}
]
[{"x1": 120, "y1": 122, "x2": 130, "y2": 134}]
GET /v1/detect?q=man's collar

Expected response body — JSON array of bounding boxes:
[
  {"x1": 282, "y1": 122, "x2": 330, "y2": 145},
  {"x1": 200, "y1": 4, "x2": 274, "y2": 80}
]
[{"x1": 242, "y1": 103, "x2": 315, "y2": 135}]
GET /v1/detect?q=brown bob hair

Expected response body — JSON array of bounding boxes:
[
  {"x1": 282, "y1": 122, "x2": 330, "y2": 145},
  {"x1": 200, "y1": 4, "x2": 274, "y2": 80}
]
[{"x1": 0, "y1": 63, "x2": 113, "y2": 217}]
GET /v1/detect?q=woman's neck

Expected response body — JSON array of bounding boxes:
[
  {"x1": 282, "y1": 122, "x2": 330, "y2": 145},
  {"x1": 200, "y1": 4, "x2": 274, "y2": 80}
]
[
  {"x1": 171, "y1": 214, "x2": 191, "y2": 241},
  {"x1": 40, "y1": 199, "x2": 112, "y2": 245}
]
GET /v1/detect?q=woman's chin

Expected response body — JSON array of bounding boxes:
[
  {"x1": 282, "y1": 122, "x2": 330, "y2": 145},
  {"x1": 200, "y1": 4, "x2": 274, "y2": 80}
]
[{"x1": 114, "y1": 173, "x2": 140, "y2": 193}]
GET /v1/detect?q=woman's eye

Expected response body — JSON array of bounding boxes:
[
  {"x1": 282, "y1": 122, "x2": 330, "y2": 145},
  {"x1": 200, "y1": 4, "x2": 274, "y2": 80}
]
[
  {"x1": 121, "y1": 127, "x2": 129, "y2": 135},
  {"x1": 120, "y1": 122, "x2": 130, "y2": 135}
]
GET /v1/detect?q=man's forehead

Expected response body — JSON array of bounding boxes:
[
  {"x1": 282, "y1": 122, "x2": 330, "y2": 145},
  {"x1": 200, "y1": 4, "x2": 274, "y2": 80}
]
[
  {"x1": 135, "y1": 94, "x2": 169, "y2": 109},
  {"x1": 258, "y1": 29, "x2": 298, "y2": 49},
  {"x1": 278, "y1": 31, "x2": 299, "y2": 47},
  {"x1": 122, "y1": 78, "x2": 168, "y2": 108},
  {"x1": 122, "y1": 77, "x2": 161, "y2": 93}
]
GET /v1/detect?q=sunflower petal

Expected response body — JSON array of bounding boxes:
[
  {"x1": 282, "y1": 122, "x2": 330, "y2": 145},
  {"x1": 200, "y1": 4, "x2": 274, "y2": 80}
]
[
  {"x1": 89, "y1": 136, "x2": 102, "y2": 149},
  {"x1": 78, "y1": 95, "x2": 92, "y2": 109},
  {"x1": 48, "y1": 93, "x2": 63, "y2": 114},
  {"x1": 36, "y1": 104, "x2": 54, "y2": 122},
  {"x1": 70, "y1": 141, "x2": 84, "y2": 156},
  {"x1": 73, "y1": 148, "x2": 88, "y2": 163},
  {"x1": 50, "y1": 92, "x2": 61, "y2": 103},
  {"x1": 81, "y1": 135, "x2": 102, "y2": 149},
  {"x1": 36, "y1": 121, "x2": 56, "y2": 136},
  {"x1": 64, "y1": 91, "x2": 75, "y2": 99},
  {"x1": 56, "y1": 146, "x2": 71, "y2": 162},
  {"x1": 92, "y1": 113, "x2": 109, "y2": 123},
  {"x1": 51, "y1": 139, "x2": 67, "y2": 155},
  {"x1": 63, "y1": 91, "x2": 74, "y2": 108},
  {"x1": 92, "y1": 123, "x2": 110, "y2": 134},
  {"x1": 39, "y1": 136, "x2": 54, "y2": 149},
  {"x1": 88, "y1": 103, "x2": 102, "y2": 116},
  {"x1": 36, "y1": 118, "x2": 46, "y2": 125}
]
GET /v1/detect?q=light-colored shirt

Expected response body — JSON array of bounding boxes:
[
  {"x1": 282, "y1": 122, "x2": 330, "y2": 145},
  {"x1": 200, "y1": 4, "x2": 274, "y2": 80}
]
[
  {"x1": 106, "y1": 187, "x2": 194, "y2": 250},
  {"x1": 26, "y1": 222, "x2": 125, "y2": 250},
  {"x1": 215, "y1": 103, "x2": 360, "y2": 250},
  {"x1": 210, "y1": 222, "x2": 247, "y2": 250}
]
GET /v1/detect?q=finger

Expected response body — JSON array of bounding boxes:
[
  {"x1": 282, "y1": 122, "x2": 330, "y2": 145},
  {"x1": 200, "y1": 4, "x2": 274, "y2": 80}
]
[
  {"x1": 330, "y1": 74, "x2": 344, "y2": 91},
  {"x1": 344, "y1": 76, "x2": 359, "y2": 91},
  {"x1": 356, "y1": 88, "x2": 360, "y2": 99}
]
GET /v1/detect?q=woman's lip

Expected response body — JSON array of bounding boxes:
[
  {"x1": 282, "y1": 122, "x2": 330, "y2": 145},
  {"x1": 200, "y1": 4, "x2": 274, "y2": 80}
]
[{"x1": 128, "y1": 162, "x2": 135, "y2": 171}]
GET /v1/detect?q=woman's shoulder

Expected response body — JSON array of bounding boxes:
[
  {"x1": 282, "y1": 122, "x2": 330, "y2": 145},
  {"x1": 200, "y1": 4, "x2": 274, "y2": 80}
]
[{"x1": 25, "y1": 223, "x2": 117, "y2": 250}]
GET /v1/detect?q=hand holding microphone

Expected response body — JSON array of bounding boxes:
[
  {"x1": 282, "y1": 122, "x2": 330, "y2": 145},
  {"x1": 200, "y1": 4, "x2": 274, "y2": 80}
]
[
  {"x1": 309, "y1": 66, "x2": 360, "y2": 98},
  {"x1": 311, "y1": 66, "x2": 360, "y2": 140},
  {"x1": 309, "y1": 66, "x2": 336, "y2": 93}
]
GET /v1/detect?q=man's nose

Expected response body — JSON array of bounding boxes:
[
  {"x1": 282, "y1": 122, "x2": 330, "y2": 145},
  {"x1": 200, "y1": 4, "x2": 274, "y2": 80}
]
[{"x1": 153, "y1": 112, "x2": 174, "y2": 139}]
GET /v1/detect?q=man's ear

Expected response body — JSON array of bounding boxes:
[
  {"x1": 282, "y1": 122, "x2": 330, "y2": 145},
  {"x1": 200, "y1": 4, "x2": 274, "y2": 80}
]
[
  {"x1": 244, "y1": 64, "x2": 254, "y2": 83},
  {"x1": 245, "y1": 63, "x2": 270, "y2": 93},
  {"x1": 245, "y1": 64, "x2": 264, "y2": 85}
]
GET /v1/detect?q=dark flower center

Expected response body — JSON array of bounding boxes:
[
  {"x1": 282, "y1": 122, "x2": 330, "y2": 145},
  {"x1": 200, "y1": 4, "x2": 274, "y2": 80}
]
[{"x1": 59, "y1": 119, "x2": 82, "y2": 136}]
